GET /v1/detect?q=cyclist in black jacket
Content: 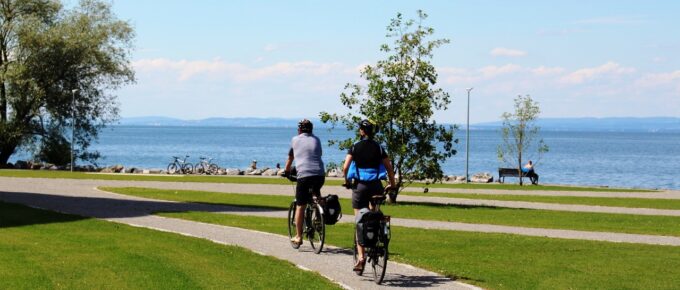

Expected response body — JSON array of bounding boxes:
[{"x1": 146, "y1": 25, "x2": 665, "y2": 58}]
[{"x1": 342, "y1": 119, "x2": 396, "y2": 272}]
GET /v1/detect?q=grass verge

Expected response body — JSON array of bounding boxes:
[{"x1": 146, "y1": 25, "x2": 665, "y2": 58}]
[
  {"x1": 0, "y1": 201, "x2": 339, "y2": 289},
  {"x1": 0, "y1": 169, "x2": 654, "y2": 192},
  {"x1": 402, "y1": 191, "x2": 680, "y2": 210},
  {"x1": 101, "y1": 187, "x2": 680, "y2": 237},
  {"x1": 157, "y1": 211, "x2": 680, "y2": 290}
]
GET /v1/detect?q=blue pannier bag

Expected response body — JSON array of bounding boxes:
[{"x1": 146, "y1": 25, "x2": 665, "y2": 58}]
[{"x1": 346, "y1": 161, "x2": 387, "y2": 182}]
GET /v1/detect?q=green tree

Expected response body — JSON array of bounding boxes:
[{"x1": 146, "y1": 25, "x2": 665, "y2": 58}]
[
  {"x1": 0, "y1": 0, "x2": 134, "y2": 166},
  {"x1": 497, "y1": 95, "x2": 549, "y2": 185},
  {"x1": 320, "y1": 11, "x2": 457, "y2": 201}
]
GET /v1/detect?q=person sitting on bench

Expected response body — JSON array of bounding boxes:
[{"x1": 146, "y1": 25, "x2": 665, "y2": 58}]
[{"x1": 522, "y1": 160, "x2": 539, "y2": 185}]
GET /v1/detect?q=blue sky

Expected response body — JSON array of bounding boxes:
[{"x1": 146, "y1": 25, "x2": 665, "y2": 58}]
[{"x1": 97, "y1": 1, "x2": 679, "y2": 123}]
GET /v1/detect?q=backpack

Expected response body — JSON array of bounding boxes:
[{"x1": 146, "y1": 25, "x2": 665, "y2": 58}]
[
  {"x1": 356, "y1": 211, "x2": 384, "y2": 247},
  {"x1": 322, "y1": 194, "x2": 342, "y2": 225}
]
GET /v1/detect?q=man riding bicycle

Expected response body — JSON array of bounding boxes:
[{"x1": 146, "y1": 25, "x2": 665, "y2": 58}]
[
  {"x1": 342, "y1": 119, "x2": 396, "y2": 272},
  {"x1": 284, "y1": 119, "x2": 325, "y2": 246}
]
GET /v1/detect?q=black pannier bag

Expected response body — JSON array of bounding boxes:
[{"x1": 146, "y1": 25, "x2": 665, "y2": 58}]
[
  {"x1": 356, "y1": 211, "x2": 384, "y2": 247},
  {"x1": 322, "y1": 194, "x2": 342, "y2": 225}
]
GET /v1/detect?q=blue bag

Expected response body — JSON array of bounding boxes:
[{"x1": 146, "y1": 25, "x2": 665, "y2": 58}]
[{"x1": 347, "y1": 161, "x2": 387, "y2": 182}]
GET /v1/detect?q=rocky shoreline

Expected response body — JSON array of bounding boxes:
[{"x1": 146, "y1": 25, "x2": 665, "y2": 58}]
[{"x1": 4, "y1": 160, "x2": 497, "y2": 184}]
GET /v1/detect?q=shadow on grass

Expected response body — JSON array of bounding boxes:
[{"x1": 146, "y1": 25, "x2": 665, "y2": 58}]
[
  {"x1": 0, "y1": 202, "x2": 88, "y2": 228},
  {"x1": 389, "y1": 201, "x2": 505, "y2": 210},
  {"x1": 0, "y1": 190, "x2": 283, "y2": 229}
]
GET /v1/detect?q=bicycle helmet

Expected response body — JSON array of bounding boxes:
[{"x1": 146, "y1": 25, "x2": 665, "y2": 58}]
[
  {"x1": 359, "y1": 119, "x2": 378, "y2": 135},
  {"x1": 298, "y1": 119, "x2": 313, "y2": 133}
]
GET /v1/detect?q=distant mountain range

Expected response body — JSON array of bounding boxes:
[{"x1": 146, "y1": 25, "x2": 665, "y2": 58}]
[{"x1": 118, "y1": 116, "x2": 680, "y2": 132}]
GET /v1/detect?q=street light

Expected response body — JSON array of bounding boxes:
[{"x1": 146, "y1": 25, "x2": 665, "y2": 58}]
[
  {"x1": 465, "y1": 87, "x2": 473, "y2": 183},
  {"x1": 71, "y1": 89, "x2": 78, "y2": 172}
]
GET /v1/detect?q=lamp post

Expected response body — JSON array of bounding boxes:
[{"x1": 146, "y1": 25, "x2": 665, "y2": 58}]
[
  {"x1": 465, "y1": 87, "x2": 473, "y2": 183},
  {"x1": 71, "y1": 89, "x2": 78, "y2": 172}
]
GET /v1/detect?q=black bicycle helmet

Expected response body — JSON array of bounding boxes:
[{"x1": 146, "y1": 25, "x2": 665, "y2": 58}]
[
  {"x1": 298, "y1": 119, "x2": 313, "y2": 133},
  {"x1": 359, "y1": 119, "x2": 377, "y2": 135}
]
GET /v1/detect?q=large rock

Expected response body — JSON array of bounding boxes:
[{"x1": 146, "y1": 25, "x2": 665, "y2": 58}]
[
  {"x1": 261, "y1": 168, "x2": 278, "y2": 176},
  {"x1": 326, "y1": 168, "x2": 342, "y2": 178},
  {"x1": 100, "y1": 167, "x2": 114, "y2": 173},
  {"x1": 246, "y1": 168, "x2": 265, "y2": 176},
  {"x1": 14, "y1": 160, "x2": 29, "y2": 169},
  {"x1": 471, "y1": 172, "x2": 493, "y2": 183},
  {"x1": 277, "y1": 169, "x2": 286, "y2": 176},
  {"x1": 112, "y1": 164, "x2": 124, "y2": 173},
  {"x1": 224, "y1": 168, "x2": 242, "y2": 176}
]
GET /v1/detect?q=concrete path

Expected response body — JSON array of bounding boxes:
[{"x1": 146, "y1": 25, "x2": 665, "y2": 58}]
[
  {"x1": 3, "y1": 177, "x2": 680, "y2": 247},
  {"x1": 32, "y1": 177, "x2": 680, "y2": 217},
  {"x1": 0, "y1": 176, "x2": 477, "y2": 290}
]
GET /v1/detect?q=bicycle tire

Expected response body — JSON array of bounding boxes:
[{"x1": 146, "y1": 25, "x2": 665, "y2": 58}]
[
  {"x1": 167, "y1": 163, "x2": 178, "y2": 174},
  {"x1": 183, "y1": 164, "x2": 194, "y2": 175},
  {"x1": 353, "y1": 239, "x2": 364, "y2": 276},
  {"x1": 287, "y1": 202, "x2": 300, "y2": 249},
  {"x1": 208, "y1": 164, "x2": 219, "y2": 175},
  {"x1": 372, "y1": 243, "x2": 388, "y2": 284},
  {"x1": 194, "y1": 163, "x2": 205, "y2": 174},
  {"x1": 307, "y1": 203, "x2": 325, "y2": 254}
]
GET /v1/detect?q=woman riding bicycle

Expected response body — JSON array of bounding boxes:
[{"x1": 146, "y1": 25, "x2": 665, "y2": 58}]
[
  {"x1": 342, "y1": 119, "x2": 396, "y2": 272},
  {"x1": 284, "y1": 119, "x2": 325, "y2": 246}
]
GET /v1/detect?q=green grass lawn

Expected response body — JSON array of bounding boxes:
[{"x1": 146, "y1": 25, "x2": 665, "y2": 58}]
[
  {"x1": 101, "y1": 187, "x2": 680, "y2": 237},
  {"x1": 402, "y1": 191, "x2": 680, "y2": 209},
  {"x1": 156, "y1": 211, "x2": 680, "y2": 290},
  {"x1": 0, "y1": 202, "x2": 339, "y2": 289},
  {"x1": 0, "y1": 169, "x2": 654, "y2": 192}
]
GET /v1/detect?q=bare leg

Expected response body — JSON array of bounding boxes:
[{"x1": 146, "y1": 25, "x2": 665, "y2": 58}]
[
  {"x1": 353, "y1": 208, "x2": 365, "y2": 262},
  {"x1": 295, "y1": 205, "x2": 304, "y2": 241}
]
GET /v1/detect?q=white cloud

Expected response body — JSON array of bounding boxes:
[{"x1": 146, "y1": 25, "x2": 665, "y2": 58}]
[
  {"x1": 559, "y1": 62, "x2": 635, "y2": 84},
  {"x1": 573, "y1": 16, "x2": 646, "y2": 25},
  {"x1": 263, "y1": 44, "x2": 278, "y2": 52},
  {"x1": 490, "y1": 47, "x2": 527, "y2": 57},
  {"x1": 133, "y1": 58, "x2": 348, "y2": 82},
  {"x1": 531, "y1": 66, "x2": 565, "y2": 76},
  {"x1": 479, "y1": 64, "x2": 523, "y2": 78},
  {"x1": 635, "y1": 71, "x2": 680, "y2": 87}
]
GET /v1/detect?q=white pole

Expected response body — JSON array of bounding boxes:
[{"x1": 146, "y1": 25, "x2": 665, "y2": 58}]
[
  {"x1": 465, "y1": 88, "x2": 473, "y2": 183},
  {"x1": 71, "y1": 89, "x2": 78, "y2": 172}
]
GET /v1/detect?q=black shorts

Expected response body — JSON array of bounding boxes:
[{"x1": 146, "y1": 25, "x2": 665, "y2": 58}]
[
  {"x1": 352, "y1": 180, "x2": 384, "y2": 209},
  {"x1": 296, "y1": 175, "x2": 325, "y2": 206}
]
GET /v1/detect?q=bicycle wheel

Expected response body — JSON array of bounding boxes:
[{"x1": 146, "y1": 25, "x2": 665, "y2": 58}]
[
  {"x1": 167, "y1": 163, "x2": 178, "y2": 174},
  {"x1": 307, "y1": 204, "x2": 325, "y2": 254},
  {"x1": 194, "y1": 163, "x2": 204, "y2": 174},
  {"x1": 287, "y1": 202, "x2": 300, "y2": 249},
  {"x1": 208, "y1": 164, "x2": 219, "y2": 175},
  {"x1": 372, "y1": 243, "x2": 388, "y2": 284},
  {"x1": 353, "y1": 239, "x2": 364, "y2": 276},
  {"x1": 183, "y1": 164, "x2": 194, "y2": 175}
]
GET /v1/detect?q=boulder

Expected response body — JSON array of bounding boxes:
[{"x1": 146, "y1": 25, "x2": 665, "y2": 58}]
[
  {"x1": 246, "y1": 169, "x2": 265, "y2": 175},
  {"x1": 31, "y1": 163, "x2": 42, "y2": 170},
  {"x1": 125, "y1": 167, "x2": 137, "y2": 174},
  {"x1": 456, "y1": 176, "x2": 467, "y2": 182},
  {"x1": 15, "y1": 160, "x2": 29, "y2": 169},
  {"x1": 112, "y1": 164, "x2": 124, "y2": 173},
  {"x1": 100, "y1": 167, "x2": 114, "y2": 173},
  {"x1": 262, "y1": 168, "x2": 278, "y2": 176},
  {"x1": 224, "y1": 168, "x2": 242, "y2": 176},
  {"x1": 48, "y1": 165, "x2": 59, "y2": 170},
  {"x1": 149, "y1": 169, "x2": 162, "y2": 174},
  {"x1": 326, "y1": 168, "x2": 342, "y2": 178},
  {"x1": 471, "y1": 172, "x2": 493, "y2": 183},
  {"x1": 277, "y1": 169, "x2": 286, "y2": 176}
]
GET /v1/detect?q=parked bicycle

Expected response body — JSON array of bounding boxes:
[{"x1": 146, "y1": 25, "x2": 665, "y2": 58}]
[
  {"x1": 167, "y1": 155, "x2": 193, "y2": 174},
  {"x1": 194, "y1": 156, "x2": 219, "y2": 175},
  {"x1": 353, "y1": 186, "x2": 393, "y2": 284},
  {"x1": 284, "y1": 169, "x2": 326, "y2": 254}
]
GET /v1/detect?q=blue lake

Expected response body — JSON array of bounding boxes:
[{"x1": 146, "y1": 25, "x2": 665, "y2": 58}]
[{"x1": 10, "y1": 126, "x2": 680, "y2": 190}]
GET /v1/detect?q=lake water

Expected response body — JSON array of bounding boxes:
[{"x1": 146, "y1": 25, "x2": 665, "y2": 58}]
[{"x1": 10, "y1": 126, "x2": 680, "y2": 190}]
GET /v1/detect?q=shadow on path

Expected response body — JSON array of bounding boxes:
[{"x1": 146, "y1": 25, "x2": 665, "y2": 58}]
[{"x1": 0, "y1": 190, "x2": 280, "y2": 228}]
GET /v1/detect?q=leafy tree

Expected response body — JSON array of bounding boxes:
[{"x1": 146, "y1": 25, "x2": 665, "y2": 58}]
[
  {"x1": 320, "y1": 11, "x2": 457, "y2": 201},
  {"x1": 497, "y1": 95, "x2": 549, "y2": 185},
  {"x1": 0, "y1": 0, "x2": 134, "y2": 166}
]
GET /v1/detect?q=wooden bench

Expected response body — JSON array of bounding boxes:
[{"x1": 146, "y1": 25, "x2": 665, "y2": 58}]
[{"x1": 498, "y1": 168, "x2": 534, "y2": 184}]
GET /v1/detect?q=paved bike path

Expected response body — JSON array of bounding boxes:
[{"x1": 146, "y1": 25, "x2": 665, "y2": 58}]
[
  {"x1": 53, "y1": 177, "x2": 680, "y2": 217},
  {"x1": 3, "y1": 177, "x2": 680, "y2": 247},
  {"x1": 0, "y1": 177, "x2": 477, "y2": 290}
]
